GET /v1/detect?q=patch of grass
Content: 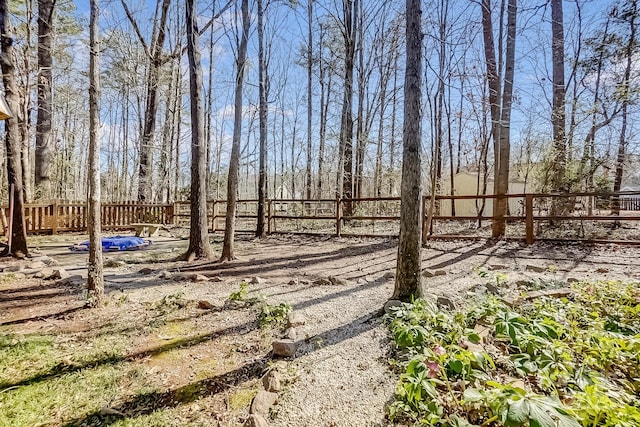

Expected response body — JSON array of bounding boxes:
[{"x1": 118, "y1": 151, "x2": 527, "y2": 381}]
[
  {"x1": 0, "y1": 364, "x2": 133, "y2": 426},
  {"x1": 385, "y1": 280, "x2": 640, "y2": 426},
  {"x1": 227, "y1": 384, "x2": 258, "y2": 411},
  {"x1": 0, "y1": 334, "x2": 59, "y2": 388}
]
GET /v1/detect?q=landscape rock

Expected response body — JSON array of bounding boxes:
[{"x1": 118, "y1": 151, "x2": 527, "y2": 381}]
[
  {"x1": 251, "y1": 276, "x2": 266, "y2": 284},
  {"x1": 489, "y1": 264, "x2": 507, "y2": 270},
  {"x1": 485, "y1": 283, "x2": 501, "y2": 295},
  {"x1": 138, "y1": 267, "x2": 154, "y2": 275},
  {"x1": 514, "y1": 279, "x2": 533, "y2": 288},
  {"x1": 567, "y1": 277, "x2": 580, "y2": 284},
  {"x1": 57, "y1": 274, "x2": 84, "y2": 286},
  {"x1": 524, "y1": 287, "x2": 573, "y2": 300},
  {"x1": 503, "y1": 287, "x2": 574, "y2": 306},
  {"x1": 473, "y1": 324, "x2": 491, "y2": 343},
  {"x1": 422, "y1": 269, "x2": 447, "y2": 278},
  {"x1": 262, "y1": 370, "x2": 282, "y2": 392},
  {"x1": 272, "y1": 339, "x2": 297, "y2": 358},
  {"x1": 104, "y1": 259, "x2": 126, "y2": 268},
  {"x1": 197, "y1": 300, "x2": 215, "y2": 310},
  {"x1": 34, "y1": 267, "x2": 55, "y2": 279},
  {"x1": 39, "y1": 256, "x2": 58, "y2": 266},
  {"x1": 159, "y1": 270, "x2": 172, "y2": 279},
  {"x1": 244, "y1": 414, "x2": 269, "y2": 427},
  {"x1": 287, "y1": 312, "x2": 305, "y2": 328},
  {"x1": 383, "y1": 299, "x2": 403, "y2": 314},
  {"x1": 210, "y1": 276, "x2": 223, "y2": 282},
  {"x1": 596, "y1": 267, "x2": 609, "y2": 273},
  {"x1": 249, "y1": 390, "x2": 278, "y2": 416},
  {"x1": 312, "y1": 278, "x2": 332, "y2": 286},
  {"x1": 27, "y1": 260, "x2": 46, "y2": 270},
  {"x1": 525, "y1": 264, "x2": 546, "y2": 273},
  {"x1": 284, "y1": 327, "x2": 297, "y2": 340},
  {"x1": 436, "y1": 296, "x2": 457, "y2": 310},
  {"x1": 328, "y1": 276, "x2": 346, "y2": 286},
  {"x1": 287, "y1": 279, "x2": 298, "y2": 286},
  {"x1": 172, "y1": 273, "x2": 209, "y2": 282},
  {"x1": 52, "y1": 268, "x2": 70, "y2": 280}
]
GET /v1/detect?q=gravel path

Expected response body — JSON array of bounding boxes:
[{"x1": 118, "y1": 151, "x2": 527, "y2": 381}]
[{"x1": 23, "y1": 235, "x2": 640, "y2": 426}]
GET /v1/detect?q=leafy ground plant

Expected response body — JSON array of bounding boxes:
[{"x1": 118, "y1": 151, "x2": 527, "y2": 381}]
[{"x1": 386, "y1": 280, "x2": 640, "y2": 426}]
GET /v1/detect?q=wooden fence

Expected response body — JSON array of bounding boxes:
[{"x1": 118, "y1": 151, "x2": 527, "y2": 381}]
[
  {"x1": 2, "y1": 191, "x2": 640, "y2": 244},
  {"x1": 0, "y1": 201, "x2": 173, "y2": 234}
]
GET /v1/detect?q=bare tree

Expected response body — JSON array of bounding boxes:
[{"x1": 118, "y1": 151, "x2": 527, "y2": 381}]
[
  {"x1": 550, "y1": 0, "x2": 566, "y2": 194},
  {"x1": 221, "y1": 0, "x2": 249, "y2": 261},
  {"x1": 305, "y1": 0, "x2": 313, "y2": 200},
  {"x1": 120, "y1": 0, "x2": 171, "y2": 201},
  {"x1": 338, "y1": 0, "x2": 358, "y2": 216},
  {"x1": 35, "y1": 0, "x2": 55, "y2": 199},
  {"x1": 393, "y1": 0, "x2": 422, "y2": 302},
  {"x1": 181, "y1": 0, "x2": 213, "y2": 260},
  {"x1": 612, "y1": 0, "x2": 638, "y2": 218},
  {"x1": 87, "y1": 0, "x2": 103, "y2": 306},
  {"x1": 480, "y1": 0, "x2": 516, "y2": 238},
  {"x1": 0, "y1": 0, "x2": 29, "y2": 257},
  {"x1": 256, "y1": 0, "x2": 268, "y2": 238}
]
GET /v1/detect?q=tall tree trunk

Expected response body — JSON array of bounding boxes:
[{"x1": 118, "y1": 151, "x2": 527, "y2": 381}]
[
  {"x1": 221, "y1": 0, "x2": 249, "y2": 261},
  {"x1": 393, "y1": 0, "x2": 423, "y2": 302},
  {"x1": 256, "y1": 0, "x2": 267, "y2": 238},
  {"x1": 35, "y1": 0, "x2": 55, "y2": 199},
  {"x1": 551, "y1": 0, "x2": 566, "y2": 195},
  {"x1": 493, "y1": 0, "x2": 516, "y2": 237},
  {"x1": 305, "y1": 0, "x2": 313, "y2": 200},
  {"x1": 317, "y1": 29, "x2": 331, "y2": 198},
  {"x1": 338, "y1": 0, "x2": 357, "y2": 216},
  {"x1": 87, "y1": 0, "x2": 103, "y2": 305},
  {"x1": 182, "y1": 0, "x2": 213, "y2": 260},
  {"x1": 482, "y1": 0, "x2": 516, "y2": 238},
  {"x1": 133, "y1": 0, "x2": 171, "y2": 201},
  {"x1": 0, "y1": 0, "x2": 28, "y2": 257},
  {"x1": 612, "y1": 1, "x2": 637, "y2": 220}
]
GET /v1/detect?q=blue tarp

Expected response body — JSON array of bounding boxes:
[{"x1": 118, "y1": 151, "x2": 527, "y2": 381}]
[{"x1": 70, "y1": 236, "x2": 151, "y2": 252}]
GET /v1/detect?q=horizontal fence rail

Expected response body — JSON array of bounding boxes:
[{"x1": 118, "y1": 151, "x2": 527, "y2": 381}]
[{"x1": 2, "y1": 192, "x2": 640, "y2": 244}]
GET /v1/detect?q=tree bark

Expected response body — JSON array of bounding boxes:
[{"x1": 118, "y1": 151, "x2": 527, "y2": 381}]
[
  {"x1": 133, "y1": 0, "x2": 171, "y2": 202},
  {"x1": 35, "y1": 0, "x2": 55, "y2": 199},
  {"x1": 393, "y1": 0, "x2": 422, "y2": 302},
  {"x1": 305, "y1": 0, "x2": 313, "y2": 200},
  {"x1": 221, "y1": 0, "x2": 249, "y2": 261},
  {"x1": 87, "y1": 0, "x2": 103, "y2": 306},
  {"x1": 612, "y1": 1, "x2": 637, "y2": 219},
  {"x1": 493, "y1": 0, "x2": 516, "y2": 237},
  {"x1": 0, "y1": 0, "x2": 29, "y2": 257},
  {"x1": 256, "y1": 0, "x2": 267, "y2": 238},
  {"x1": 182, "y1": 0, "x2": 213, "y2": 260},
  {"x1": 338, "y1": 0, "x2": 357, "y2": 216},
  {"x1": 551, "y1": 0, "x2": 566, "y2": 194}
]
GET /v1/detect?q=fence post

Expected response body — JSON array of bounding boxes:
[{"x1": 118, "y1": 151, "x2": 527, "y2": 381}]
[
  {"x1": 51, "y1": 201, "x2": 58, "y2": 234},
  {"x1": 336, "y1": 197, "x2": 342, "y2": 237},
  {"x1": 267, "y1": 199, "x2": 272, "y2": 234},
  {"x1": 525, "y1": 194, "x2": 534, "y2": 245}
]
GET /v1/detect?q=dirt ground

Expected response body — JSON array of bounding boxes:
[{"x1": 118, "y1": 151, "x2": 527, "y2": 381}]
[{"x1": 1, "y1": 232, "x2": 639, "y2": 426}]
